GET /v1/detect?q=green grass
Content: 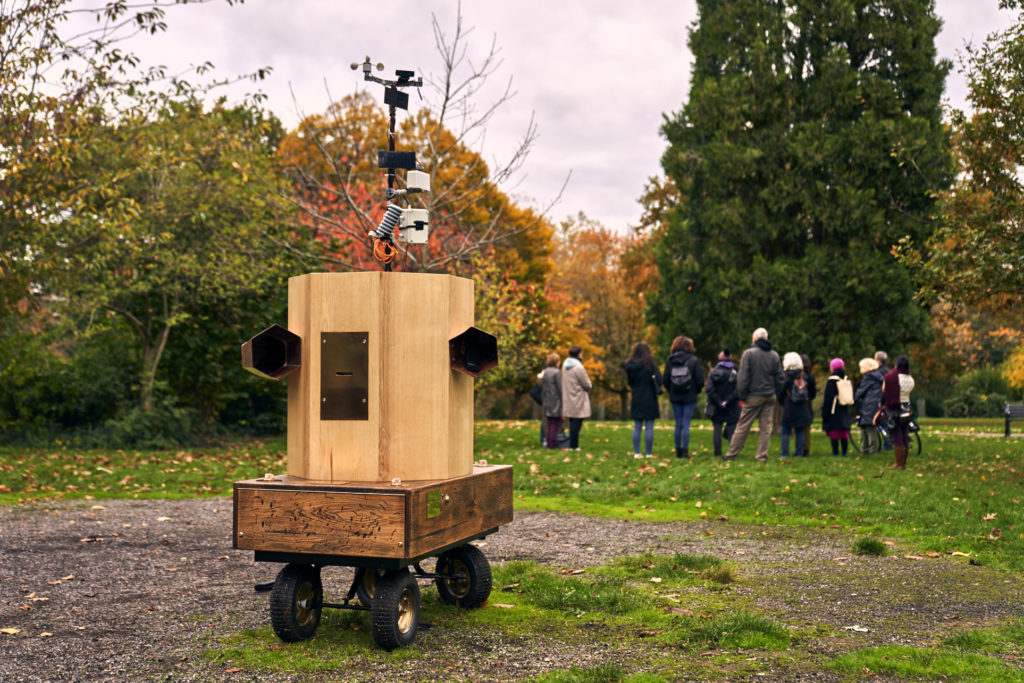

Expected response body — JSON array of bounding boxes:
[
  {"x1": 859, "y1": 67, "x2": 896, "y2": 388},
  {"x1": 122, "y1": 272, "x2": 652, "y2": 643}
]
[
  {"x1": 940, "y1": 621, "x2": 1024, "y2": 654},
  {"x1": 5, "y1": 418, "x2": 1024, "y2": 680},
  {"x1": 473, "y1": 419, "x2": 1024, "y2": 571},
  {"x1": 828, "y1": 645, "x2": 1024, "y2": 681},
  {"x1": 0, "y1": 438, "x2": 286, "y2": 504},
  {"x1": 206, "y1": 554, "x2": 790, "y2": 677},
  {"x1": 852, "y1": 537, "x2": 888, "y2": 556}
]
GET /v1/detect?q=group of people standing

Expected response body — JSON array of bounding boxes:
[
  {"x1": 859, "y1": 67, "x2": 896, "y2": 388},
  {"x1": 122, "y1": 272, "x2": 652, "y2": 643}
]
[
  {"x1": 539, "y1": 345, "x2": 593, "y2": 450},
  {"x1": 621, "y1": 327, "x2": 916, "y2": 470}
]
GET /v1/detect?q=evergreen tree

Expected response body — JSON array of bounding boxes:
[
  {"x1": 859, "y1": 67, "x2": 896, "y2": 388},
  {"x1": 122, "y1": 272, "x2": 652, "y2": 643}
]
[{"x1": 650, "y1": 0, "x2": 953, "y2": 362}]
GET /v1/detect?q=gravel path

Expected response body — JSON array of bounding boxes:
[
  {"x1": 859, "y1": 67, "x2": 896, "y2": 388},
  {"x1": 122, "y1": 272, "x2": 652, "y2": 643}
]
[{"x1": 2, "y1": 498, "x2": 1023, "y2": 681}]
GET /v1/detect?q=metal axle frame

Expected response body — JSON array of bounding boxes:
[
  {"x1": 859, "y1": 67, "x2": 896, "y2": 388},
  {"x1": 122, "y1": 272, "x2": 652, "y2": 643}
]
[{"x1": 254, "y1": 552, "x2": 476, "y2": 614}]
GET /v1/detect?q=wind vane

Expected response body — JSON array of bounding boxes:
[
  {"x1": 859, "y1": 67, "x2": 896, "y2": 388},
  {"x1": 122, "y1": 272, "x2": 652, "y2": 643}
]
[{"x1": 351, "y1": 57, "x2": 430, "y2": 271}]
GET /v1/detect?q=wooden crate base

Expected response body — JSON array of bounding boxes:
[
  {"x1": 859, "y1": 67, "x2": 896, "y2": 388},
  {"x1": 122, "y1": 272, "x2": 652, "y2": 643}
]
[{"x1": 233, "y1": 465, "x2": 512, "y2": 563}]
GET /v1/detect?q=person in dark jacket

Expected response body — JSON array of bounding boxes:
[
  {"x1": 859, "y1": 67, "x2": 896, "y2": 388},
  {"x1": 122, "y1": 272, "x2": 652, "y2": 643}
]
[
  {"x1": 799, "y1": 354, "x2": 817, "y2": 456},
  {"x1": 875, "y1": 350, "x2": 890, "y2": 377},
  {"x1": 705, "y1": 349, "x2": 740, "y2": 458},
  {"x1": 854, "y1": 357, "x2": 885, "y2": 453},
  {"x1": 724, "y1": 328, "x2": 785, "y2": 462},
  {"x1": 778, "y1": 352, "x2": 813, "y2": 457},
  {"x1": 541, "y1": 352, "x2": 562, "y2": 448},
  {"x1": 821, "y1": 358, "x2": 852, "y2": 456},
  {"x1": 623, "y1": 342, "x2": 661, "y2": 458},
  {"x1": 662, "y1": 335, "x2": 704, "y2": 459}
]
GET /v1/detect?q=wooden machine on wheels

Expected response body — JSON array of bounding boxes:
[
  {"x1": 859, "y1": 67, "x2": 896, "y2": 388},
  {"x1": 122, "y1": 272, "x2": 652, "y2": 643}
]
[{"x1": 233, "y1": 60, "x2": 512, "y2": 650}]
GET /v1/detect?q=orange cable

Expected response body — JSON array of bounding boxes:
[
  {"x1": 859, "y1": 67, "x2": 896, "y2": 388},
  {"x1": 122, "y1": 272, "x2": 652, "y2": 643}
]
[{"x1": 373, "y1": 238, "x2": 396, "y2": 264}]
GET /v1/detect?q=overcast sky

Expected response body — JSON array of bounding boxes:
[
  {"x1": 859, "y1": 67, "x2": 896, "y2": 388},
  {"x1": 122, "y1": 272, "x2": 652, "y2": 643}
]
[{"x1": 74, "y1": 0, "x2": 1019, "y2": 232}]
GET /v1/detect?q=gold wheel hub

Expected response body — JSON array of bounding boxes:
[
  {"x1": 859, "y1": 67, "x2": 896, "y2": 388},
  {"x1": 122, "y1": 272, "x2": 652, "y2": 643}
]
[
  {"x1": 295, "y1": 582, "x2": 317, "y2": 626},
  {"x1": 446, "y1": 559, "x2": 471, "y2": 598},
  {"x1": 397, "y1": 588, "x2": 415, "y2": 633}
]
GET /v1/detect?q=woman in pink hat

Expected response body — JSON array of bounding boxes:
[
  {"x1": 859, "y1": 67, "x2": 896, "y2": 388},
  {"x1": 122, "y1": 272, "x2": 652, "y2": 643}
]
[{"x1": 821, "y1": 358, "x2": 852, "y2": 456}]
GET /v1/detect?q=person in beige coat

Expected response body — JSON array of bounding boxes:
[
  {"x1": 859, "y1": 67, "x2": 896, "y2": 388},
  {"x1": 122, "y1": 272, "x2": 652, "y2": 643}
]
[{"x1": 561, "y1": 345, "x2": 592, "y2": 450}]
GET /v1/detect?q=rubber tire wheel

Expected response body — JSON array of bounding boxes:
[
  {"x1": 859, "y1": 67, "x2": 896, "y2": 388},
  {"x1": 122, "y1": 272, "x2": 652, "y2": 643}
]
[
  {"x1": 435, "y1": 544, "x2": 492, "y2": 608},
  {"x1": 269, "y1": 564, "x2": 322, "y2": 642},
  {"x1": 370, "y1": 570, "x2": 420, "y2": 651},
  {"x1": 908, "y1": 431, "x2": 922, "y2": 457},
  {"x1": 354, "y1": 567, "x2": 384, "y2": 606}
]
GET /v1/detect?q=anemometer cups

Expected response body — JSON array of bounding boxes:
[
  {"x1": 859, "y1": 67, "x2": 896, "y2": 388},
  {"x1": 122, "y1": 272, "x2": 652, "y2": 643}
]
[
  {"x1": 449, "y1": 327, "x2": 498, "y2": 378},
  {"x1": 242, "y1": 324, "x2": 302, "y2": 380}
]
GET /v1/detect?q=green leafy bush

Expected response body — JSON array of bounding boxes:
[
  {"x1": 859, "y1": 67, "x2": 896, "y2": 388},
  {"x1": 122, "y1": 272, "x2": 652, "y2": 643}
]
[{"x1": 945, "y1": 368, "x2": 1012, "y2": 417}]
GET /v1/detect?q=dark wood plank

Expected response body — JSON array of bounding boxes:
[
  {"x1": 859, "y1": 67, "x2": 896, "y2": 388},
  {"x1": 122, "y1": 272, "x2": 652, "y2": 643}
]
[
  {"x1": 407, "y1": 466, "x2": 513, "y2": 556},
  {"x1": 235, "y1": 488, "x2": 406, "y2": 558}
]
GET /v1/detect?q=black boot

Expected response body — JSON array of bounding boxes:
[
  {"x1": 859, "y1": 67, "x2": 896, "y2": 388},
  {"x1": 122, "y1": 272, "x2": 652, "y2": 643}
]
[{"x1": 676, "y1": 447, "x2": 689, "y2": 459}]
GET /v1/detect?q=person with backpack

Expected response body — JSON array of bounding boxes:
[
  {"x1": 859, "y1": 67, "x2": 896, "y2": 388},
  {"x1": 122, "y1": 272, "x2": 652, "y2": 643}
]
[
  {"x1": 724, "y1": 328, "x2": 785, "y2": 462},
  {"x1": 662, "y1": 335, "x2": 704, "y2": 459},
  {"x1": 854, "y1": 357, "x2": 885, "y2": 453},
  {"x1": 623, "y1": 342, "x2": 662, "y2": 458},
  {"x1": 822, "y1": 357, "x2": 853, "y2": 456},
  {"x1": 705, "y1": 349, "x2": 740, "y2": 458},
  {"x1": 778, "y1": 352, "x2": 813, "y2": 458}
]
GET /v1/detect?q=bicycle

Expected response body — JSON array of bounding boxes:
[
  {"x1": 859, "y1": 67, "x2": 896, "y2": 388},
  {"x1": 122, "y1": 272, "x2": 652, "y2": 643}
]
[{"x1": 849, "y1": 409, "x2": 921, "y2": 456}]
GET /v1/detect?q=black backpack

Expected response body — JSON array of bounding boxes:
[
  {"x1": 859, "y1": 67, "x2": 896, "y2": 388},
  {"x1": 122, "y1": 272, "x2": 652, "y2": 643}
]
[{"x1": 670, "y1": 363, "x2": 694, "y2": 393}]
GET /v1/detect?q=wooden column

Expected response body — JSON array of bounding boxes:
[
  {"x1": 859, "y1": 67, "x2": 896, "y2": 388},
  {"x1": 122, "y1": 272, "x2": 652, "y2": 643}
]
[{"x1": 285, "y1": 272, "x2": 474, "y2": 483}]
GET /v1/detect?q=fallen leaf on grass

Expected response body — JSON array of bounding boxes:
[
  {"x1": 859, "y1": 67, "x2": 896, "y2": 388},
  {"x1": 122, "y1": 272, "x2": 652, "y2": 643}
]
[
  {"x1": 650, "y1": 577, "x2": 662, "y2": 583},
  {"x1": 90, "y1": 506, "x2": 105, "y2": 511},
  {"x1": 950, "y1": 551, "x2": 971, "y2": 558},
  {"x1": 1, "y1": 628, "x2": 21, "y2": 635},
  {"x1": 500, "y1": 583, "x2": 520, "y2": 592},
  {"x1": 558, "y1": 568, "x2": 585, "y2": 575},
  {"x1": 844, "y1": 625, "x2": 869, "y2": 632},
  {"x1": 79, "y1": 537, "x2": 103, "y2": 543},
  {"x1": 39, "y1": 632, "x2": 53, "y2": 638},
  {"x1": 637, "y1": 629, "x2": 661, "y2": 637},
  {"x1": 983, "y1": 513, "x2": 997, "y2": 521},
  {"x1": 699, "y1": 651, "x2": 718, "y2": 657},
  {"x1": 926, "y1": 552, "x2": 941, "y2": 558},
  {"x1": 883, "y1": 541, "x2": 896, "y2": 547},
  {"x1": 667, "y1": 607, "x2": 695, "y2": 616},
  {"x1": 904, "y1": 555, "x2": 925, "y2": 560},
  {"x1": 224, "y1": 668, "x2": 243, "y2": 674},
  {"x1": 156, "y1": 517, "x2": 172, "y2": 522},
  {"x1": 491, "y1": 603, "x2": 516, "y2": 609},
  {"x1": 164, "y1": 567, "x2": 179, "y2": 572}
]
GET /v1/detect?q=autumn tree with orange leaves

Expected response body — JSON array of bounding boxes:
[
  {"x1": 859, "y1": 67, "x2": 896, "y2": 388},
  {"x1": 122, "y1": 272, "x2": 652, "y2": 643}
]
[
  {"x1": 277, "y1": 10, "x2": 560, "y2": 282},
  {"x1": 548, "y1": 214, "x2": 658, "y2": 418}
]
